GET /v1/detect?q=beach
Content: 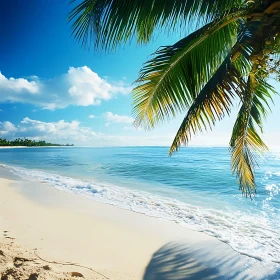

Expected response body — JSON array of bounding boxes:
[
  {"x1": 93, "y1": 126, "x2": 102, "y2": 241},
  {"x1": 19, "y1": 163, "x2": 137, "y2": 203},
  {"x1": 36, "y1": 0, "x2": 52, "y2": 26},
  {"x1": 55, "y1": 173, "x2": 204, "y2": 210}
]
[
  {"x1": 2, "y1": 0, "x2": 280, "y2": 278},
  {"x1": 0, "y1": 166, "x2": 279, "y2": 280}
]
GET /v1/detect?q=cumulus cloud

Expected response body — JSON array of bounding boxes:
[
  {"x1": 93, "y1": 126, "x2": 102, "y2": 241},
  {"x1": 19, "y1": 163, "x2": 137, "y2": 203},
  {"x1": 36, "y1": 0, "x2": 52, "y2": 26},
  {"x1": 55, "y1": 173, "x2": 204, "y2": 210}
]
[
  {"x1": 88, "y1": 115, "x2": 95, "y2": 119},
  {"x1": 18, "y1": 117, "x2": 98, "y2": 142},
  {"x1": 0, "y1": 67, "x2": 131, "y2": 109},
  {"x1": 0, "y1": 117, "x2": 173, "y2": 146},
  {"x1": 105, "y1": 112, "x2": 134, "y2": 124},
  {"x1": 0, "y1": 117, "x2": 105, "y2": 144},
  {"x1": 0, "y1": 72, "x2": 39, "y2": 94},
  {"x1": 0, "y1": 121, "x2": 17, "y2": 136}
]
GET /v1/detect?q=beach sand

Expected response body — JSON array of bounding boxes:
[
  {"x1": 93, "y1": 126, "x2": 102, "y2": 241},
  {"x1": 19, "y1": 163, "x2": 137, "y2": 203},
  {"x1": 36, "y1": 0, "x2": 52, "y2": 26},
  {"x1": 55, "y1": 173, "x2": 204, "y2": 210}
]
[{"x1": 0, "y1": 168, "x2": 279, "y2": 279}]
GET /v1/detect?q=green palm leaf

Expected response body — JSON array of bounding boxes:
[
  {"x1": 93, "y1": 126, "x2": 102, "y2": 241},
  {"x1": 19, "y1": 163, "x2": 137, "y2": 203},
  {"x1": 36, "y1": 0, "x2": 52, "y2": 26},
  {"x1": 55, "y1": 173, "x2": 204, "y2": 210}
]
[
  {"x1": 168, "y1": 27, "x2": 255, "y2": 154},
  {"x1": 169, "y1": 55, "x2": 245, "y2": 154},
  {"x1": 132, "y1": 11, "x2": 246, "y2": 129},
  {"x1": 230, "y1": 71, "x2": 275, "y2": 197},
  {"x1": 69, "y1": 0, "x2": 243, "y2": 49}
]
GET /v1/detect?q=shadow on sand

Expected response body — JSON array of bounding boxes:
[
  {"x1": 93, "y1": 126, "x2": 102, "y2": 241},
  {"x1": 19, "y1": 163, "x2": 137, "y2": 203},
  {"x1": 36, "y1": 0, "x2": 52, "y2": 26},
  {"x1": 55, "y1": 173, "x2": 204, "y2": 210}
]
[{"x1": 143, "y1": 241, "x2": 280, "y2": 280}]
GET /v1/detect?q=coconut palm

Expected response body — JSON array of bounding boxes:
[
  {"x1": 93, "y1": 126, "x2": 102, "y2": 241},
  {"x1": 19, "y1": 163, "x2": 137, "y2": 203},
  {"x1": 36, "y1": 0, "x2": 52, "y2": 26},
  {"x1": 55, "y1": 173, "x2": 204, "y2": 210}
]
[{"x1": 69, "y1": 0, "x2": 280, "y2": 197}]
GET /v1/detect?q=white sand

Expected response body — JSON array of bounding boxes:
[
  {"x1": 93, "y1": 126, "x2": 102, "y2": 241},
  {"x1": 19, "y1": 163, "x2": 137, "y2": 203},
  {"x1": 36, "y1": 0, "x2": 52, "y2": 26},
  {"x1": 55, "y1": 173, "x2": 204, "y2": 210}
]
[{"x1": 0, "y1": 172, "x2": 279, "y2": 279}]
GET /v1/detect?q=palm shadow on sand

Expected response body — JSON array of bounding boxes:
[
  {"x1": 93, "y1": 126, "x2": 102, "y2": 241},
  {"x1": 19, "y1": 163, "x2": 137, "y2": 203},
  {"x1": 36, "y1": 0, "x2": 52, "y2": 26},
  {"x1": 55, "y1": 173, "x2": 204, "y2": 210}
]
[{"x1": 143, "y1": 241, "x2": 280, "y2": 280}]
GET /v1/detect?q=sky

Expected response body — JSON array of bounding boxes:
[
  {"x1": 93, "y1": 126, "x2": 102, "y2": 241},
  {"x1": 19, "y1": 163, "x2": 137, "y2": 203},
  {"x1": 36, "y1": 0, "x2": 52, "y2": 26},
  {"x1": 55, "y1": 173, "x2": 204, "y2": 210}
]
[{"x1": 0, "y1": 0, "x2": 279, "y2": 147}]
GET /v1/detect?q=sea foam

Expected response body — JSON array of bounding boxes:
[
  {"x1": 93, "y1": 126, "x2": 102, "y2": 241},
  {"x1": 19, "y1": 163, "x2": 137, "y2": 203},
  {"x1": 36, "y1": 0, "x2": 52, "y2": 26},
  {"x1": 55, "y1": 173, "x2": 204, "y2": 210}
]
[{"x1": 4, "y1": 164, "x2": 280, "y2": 264}]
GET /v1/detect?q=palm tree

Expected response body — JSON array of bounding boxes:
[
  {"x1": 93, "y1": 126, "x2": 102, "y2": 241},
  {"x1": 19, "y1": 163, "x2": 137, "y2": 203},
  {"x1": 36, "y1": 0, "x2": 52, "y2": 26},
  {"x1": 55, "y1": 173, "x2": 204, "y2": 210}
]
[{"x1": 69, "y1": 0, "x2": 280, "y2": 197}]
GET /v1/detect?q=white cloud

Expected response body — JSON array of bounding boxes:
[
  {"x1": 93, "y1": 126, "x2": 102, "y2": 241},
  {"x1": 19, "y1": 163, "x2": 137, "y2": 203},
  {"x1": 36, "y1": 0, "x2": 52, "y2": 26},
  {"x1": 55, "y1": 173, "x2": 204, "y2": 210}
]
[
  {"x1": 0, "y1": 72, "x2": 39, "y2": 94},
  {"x1": 0, "y1": 117, "x2": 135, "y2": 145},
  {"x1": 0, "y1": 117, "x2": 174, "y2": 146},
  {"x1": 0, "y1": 117, "x2": 106, "y2": 144},
  {"x1": 0, "y1": 121, "x2": 17, "y2": 137},
  {"x1": 4, "y1": 121, "x2": 17, "y2": 132},
  {"x1": 88, "y1": 115, "x2": 95, "y2": 119},
  {"x1": 105, "y1": 112, "x2": 134, "y2": 124},
  {"x1": 0, "y1": 67, "x2": 131, "y2": 109},
  {"x1": 18, "y1": 117, "x2": 95, "y2": 142},
  {"x1": 67, "y1": 67, "x2": 112, "y2": 106}
]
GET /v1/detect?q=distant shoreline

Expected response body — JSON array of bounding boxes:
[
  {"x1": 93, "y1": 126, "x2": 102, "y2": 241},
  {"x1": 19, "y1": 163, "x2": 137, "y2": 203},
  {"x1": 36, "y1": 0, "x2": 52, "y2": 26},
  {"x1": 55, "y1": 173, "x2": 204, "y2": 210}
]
[
  {"x1": 0, "y1": 146, "x2": 27, "y2": 149},
  {"x1": 0, "y1": 138, "x2": 74, "y2": 147},
  {"x1": 0, "y1": 146, "x2": 74, "y2": 148}
]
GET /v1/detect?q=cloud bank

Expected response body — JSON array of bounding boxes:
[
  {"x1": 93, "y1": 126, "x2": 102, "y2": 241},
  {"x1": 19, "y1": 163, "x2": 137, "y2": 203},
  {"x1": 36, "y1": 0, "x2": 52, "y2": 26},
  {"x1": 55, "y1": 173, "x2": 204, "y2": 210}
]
[
  {"x1": 0, "y1": 117, "x2": 101, "y2": 143},
  {"x1": 0, "y1": 67, "x2": 131, "y2": 109},
  {"x1": 0, "y1": 117, "x2": 173, "y2": 146},
  {"x1": 105, "y1": 112, "x2": 134, "y2": 124}
]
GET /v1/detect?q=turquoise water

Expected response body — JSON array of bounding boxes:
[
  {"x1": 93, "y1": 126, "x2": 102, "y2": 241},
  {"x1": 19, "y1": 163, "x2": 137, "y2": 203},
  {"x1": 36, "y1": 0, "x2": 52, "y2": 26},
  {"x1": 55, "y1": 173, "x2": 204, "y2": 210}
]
[{"x1": 0, "y1": 146, "x2": 279, "y2": 263}]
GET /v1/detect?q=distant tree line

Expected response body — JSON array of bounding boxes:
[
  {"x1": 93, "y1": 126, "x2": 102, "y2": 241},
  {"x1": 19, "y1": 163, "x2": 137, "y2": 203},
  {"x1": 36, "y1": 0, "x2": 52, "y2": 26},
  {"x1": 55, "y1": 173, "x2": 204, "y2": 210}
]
[{"x1": 0, "y1": 138, "x2": 74, "y2": 147}]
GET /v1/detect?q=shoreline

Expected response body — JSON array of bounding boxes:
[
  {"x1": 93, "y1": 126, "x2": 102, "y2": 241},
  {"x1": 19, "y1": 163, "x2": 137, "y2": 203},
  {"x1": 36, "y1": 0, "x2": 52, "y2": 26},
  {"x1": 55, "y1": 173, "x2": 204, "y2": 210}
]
[
  {"x1": 0, "y1": 169, "x2": 279, "y2": 279},
  {"x1": 0, "y1": 146, "x2": 27, "y2": 149},
  {"x1": 0, "y1": 146, "x2": 73, "y2": 149}
]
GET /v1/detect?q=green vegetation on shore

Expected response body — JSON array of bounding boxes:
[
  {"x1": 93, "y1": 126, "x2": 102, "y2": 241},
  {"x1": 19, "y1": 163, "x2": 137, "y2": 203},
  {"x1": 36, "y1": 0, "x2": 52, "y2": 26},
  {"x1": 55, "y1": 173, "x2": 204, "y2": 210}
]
[{"x1": 0, "y1": 138, "x2": 74, "y2": 147}]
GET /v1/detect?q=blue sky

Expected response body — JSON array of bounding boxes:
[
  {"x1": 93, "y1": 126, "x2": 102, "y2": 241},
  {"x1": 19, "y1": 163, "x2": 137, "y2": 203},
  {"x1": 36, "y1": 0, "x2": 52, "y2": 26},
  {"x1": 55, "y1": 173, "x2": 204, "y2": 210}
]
[{"x1": 0, "y1": 0, "x2": 279, "y2": 147}]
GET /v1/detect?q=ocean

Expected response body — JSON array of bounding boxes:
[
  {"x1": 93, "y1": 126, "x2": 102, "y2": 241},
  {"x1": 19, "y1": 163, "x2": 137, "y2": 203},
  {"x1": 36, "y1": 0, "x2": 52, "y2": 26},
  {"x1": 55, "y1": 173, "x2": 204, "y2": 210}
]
[{"x1": 0, "y1": 146, "x2": 279, "y2": 264}]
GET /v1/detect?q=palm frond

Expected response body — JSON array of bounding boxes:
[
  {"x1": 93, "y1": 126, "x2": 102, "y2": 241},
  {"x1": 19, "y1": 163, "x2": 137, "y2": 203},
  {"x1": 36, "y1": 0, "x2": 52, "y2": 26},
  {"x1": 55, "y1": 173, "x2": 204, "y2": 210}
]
[
  {"x1": 132, "y1": 12, "x2": 246, "y2": 129},
  {"x1": 169, "y1": 55, "x2": 245, "y2": 155},
  {"x1": 168, "y1": 24, "x2": 259, "y2": 154},
  {"x1": 69, "y1": 0, "x2": 244, "y2": 50},
  {"x1": 230, "y1": 72, "x2": 275, "y2": 197}
]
